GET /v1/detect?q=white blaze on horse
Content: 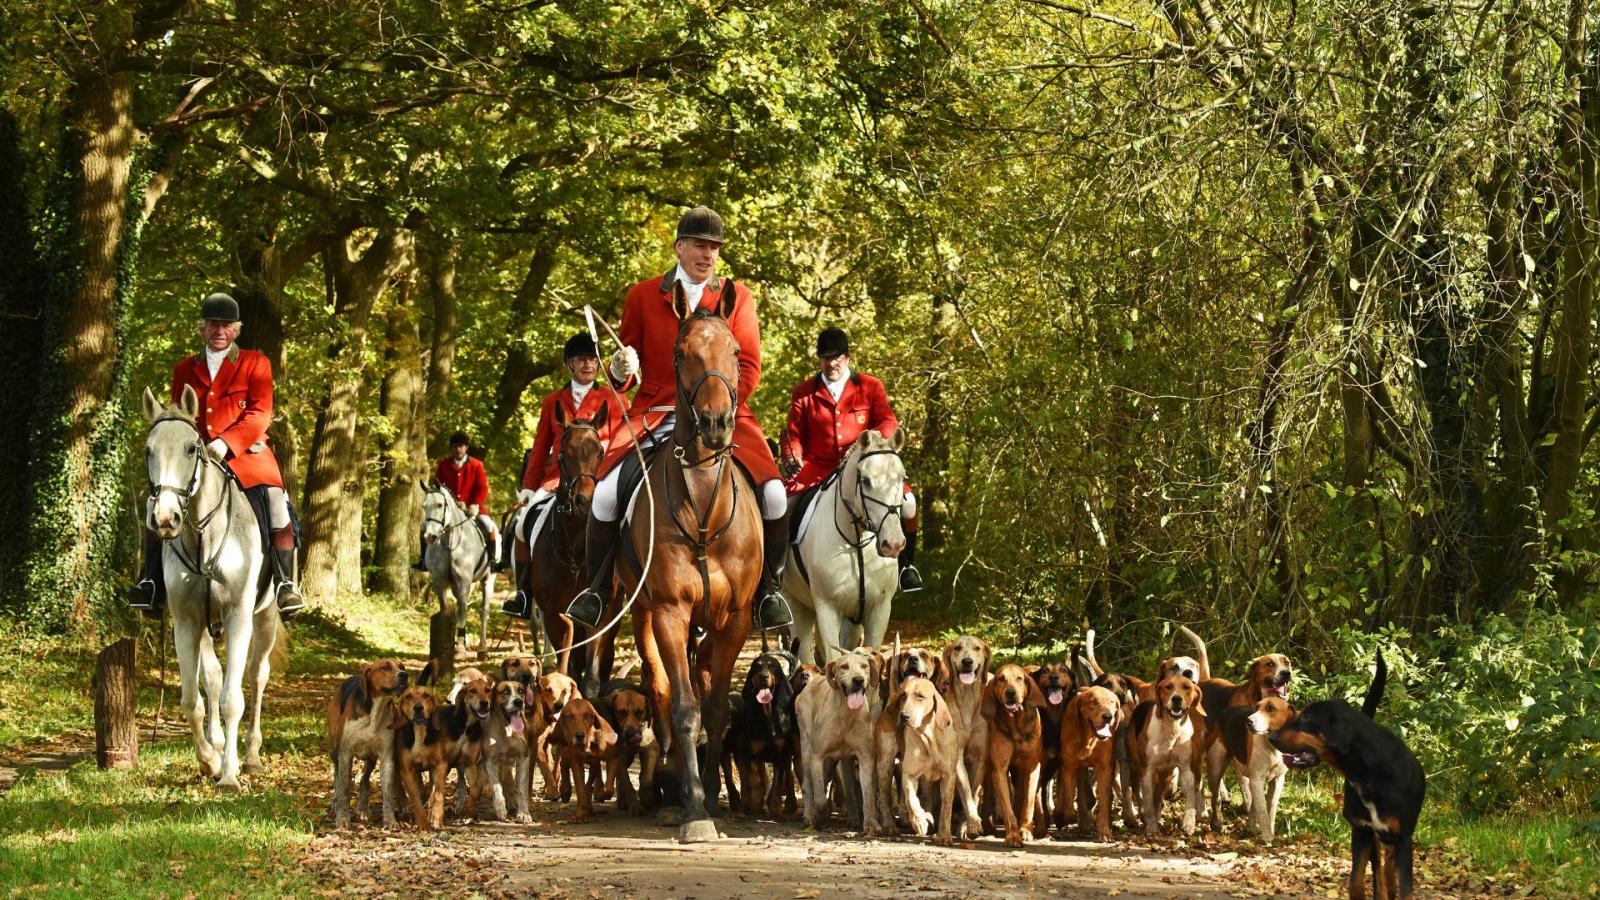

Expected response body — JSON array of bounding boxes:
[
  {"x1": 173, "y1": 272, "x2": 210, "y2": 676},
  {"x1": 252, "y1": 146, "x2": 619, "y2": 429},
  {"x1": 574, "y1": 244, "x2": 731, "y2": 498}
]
[
  {"x1": 420, "y1": 481, "x2": 495, "y2": 658},
  {"x1": 142, "y1": 385, "x2": 286, "y2": 789},
  {"x1": 784, "y1": 430, "x2": 909, "y2": 665}
]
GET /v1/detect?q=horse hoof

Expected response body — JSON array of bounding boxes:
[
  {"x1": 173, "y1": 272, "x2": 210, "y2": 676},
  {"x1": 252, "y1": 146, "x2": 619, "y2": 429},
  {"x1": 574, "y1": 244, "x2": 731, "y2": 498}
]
[
  {"x1": 677, "y1": 819, "x2": 720, "y2": 843},
  {"x1": 656, "y1": 807, "x2": 684, "y2": 827},
  {"x1": 242, "y1": 760, "x2": 265, "y2": 775},
  {"x1": 217, "y1": 778, "x2": 242, "y2": 793}
]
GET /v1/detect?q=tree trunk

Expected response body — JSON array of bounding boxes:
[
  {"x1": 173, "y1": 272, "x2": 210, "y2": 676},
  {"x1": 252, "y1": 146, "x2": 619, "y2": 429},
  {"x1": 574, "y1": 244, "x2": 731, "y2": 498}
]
[
  {"x1": 300, "y1": 229, "x2": 413, "y2": 603},
  {"x1": 429, "y1": 609, "x2": 458, "y2": 679},
  {"x1": 0, "y1": 113, "x2": 47, "y2": 606},
  {"x1": 921, "y1": 293, "x2": 953, "y2": 550},
  {"x1": 336, "y1": 410, "x2": 371, "y2": 597},
  {"x1": 21, "y1": 37, "x2": 137, "y2": 632},
  {"x1": 373, "y1": 297, "x2": 425, "y2": 597},
  {"x1": 93, "y1": 638, "x2": 138, "y2": 770},
  {"x1": 482, "y1": 239, "x2": 561, "y2": 458},
  {"x1": 422, "y1": 234, "x2": 460, "y2": 460}
]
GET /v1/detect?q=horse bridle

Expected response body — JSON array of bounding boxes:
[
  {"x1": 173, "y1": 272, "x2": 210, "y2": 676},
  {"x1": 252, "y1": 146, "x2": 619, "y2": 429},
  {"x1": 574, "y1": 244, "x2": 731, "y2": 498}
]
[
  {"x1": 835, "y1": 448, "x2": 905, "y2": 545},
  {"x1": 555, "y1": 420, "x2": 600, "y2": 514},
  {"x1": 421, "y1": 486, "x2": 469, "y2": 548},
  {"x1": 672, "y1": 348, "x2": 739, "y2": 466},
  {"x1": 147, "y1": 415, "x2": 233, "y2": 539}
]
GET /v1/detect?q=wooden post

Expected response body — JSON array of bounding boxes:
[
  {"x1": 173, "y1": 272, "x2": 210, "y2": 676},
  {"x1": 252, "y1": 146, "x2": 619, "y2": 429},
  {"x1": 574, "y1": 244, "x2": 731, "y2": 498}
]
[
  {"x1": 93, "y1": 638, "x2": 138, "y2": 769},
  {"x1": 428, "y1": 609, "x2": 456, "y2": 680}
]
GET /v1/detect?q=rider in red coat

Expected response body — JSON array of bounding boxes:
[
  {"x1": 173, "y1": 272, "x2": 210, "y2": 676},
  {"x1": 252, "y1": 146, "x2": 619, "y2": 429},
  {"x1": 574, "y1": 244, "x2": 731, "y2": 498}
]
[
  {"x1": 500, "y1": 332, "x2": 620, "y2": 617},
  {"x1": 413, "y1": 431, "x2": 499, "y2": 571},
  {"x1": 781, "y1": 327, "x2": 922, "y2": 591},
  {"x1": 129, "y1": 293, "x2": 305, "y2": 619},
  {"x1": 566, "y1": 206, "x2": 793, "y2": 632}
]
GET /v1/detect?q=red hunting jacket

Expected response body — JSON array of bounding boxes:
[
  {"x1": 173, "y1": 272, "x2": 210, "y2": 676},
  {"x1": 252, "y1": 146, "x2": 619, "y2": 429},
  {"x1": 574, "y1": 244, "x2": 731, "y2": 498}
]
[
  {"x1": 520, "y1": 383, "x2": 622, "y2": 491},
  {"x1": 781, "y1": 371, "x2": 899, "y2": 493},
  {"x1": 436, "y1": 454, "x2": 489, "y2": 513},
  {"x1": 171, "y1": 345, "x2": 284, "y2": 489},
  {"x1": 598, "y1": 269, "x2": 780, "y2": 484}
]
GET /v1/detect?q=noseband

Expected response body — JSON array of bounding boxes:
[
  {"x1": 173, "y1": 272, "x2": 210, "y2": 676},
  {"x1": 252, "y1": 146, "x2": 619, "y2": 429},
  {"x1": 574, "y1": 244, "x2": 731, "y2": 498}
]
[
  {"x1": 673, "y1": 347, "x2": 739, "y2": 464},
  {"x1": 555, "y1": 420, "x2": 600, "y2": 514},
  {"x1": 837, "y1": 448, "x2": 905, "y2": 543},
  {"x1": 147, "y1": 415, "x2": 230, "y2": 532}
]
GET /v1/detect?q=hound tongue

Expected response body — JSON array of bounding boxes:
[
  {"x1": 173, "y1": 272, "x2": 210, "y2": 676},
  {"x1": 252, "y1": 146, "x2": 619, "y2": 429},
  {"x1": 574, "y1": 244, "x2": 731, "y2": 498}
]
[
  {"x1": 959, "y1": 672, "x2": 977, "y2": 685},
  {"x1": 1095, "y1": 724, "x2": 1113, "y2": 739},
  {"x1": 1004, "y1": 701, "x2": 1021, "y2": 713},
  {"x1": 1048, "y1": 689, "x2": 1064, "y2": 706},
  {"x1": 509, "y1": 713, "x2": 525, "y2": 734},
  {"x1": 1270, "y1": 685, "x2": 1290, "y2": 698},
  {"x1": 757, "y1": 688, "x2": 774, "y2": 706},
  {"x1": 846, "y1": 690, "x2": 865, "y2": 711}
]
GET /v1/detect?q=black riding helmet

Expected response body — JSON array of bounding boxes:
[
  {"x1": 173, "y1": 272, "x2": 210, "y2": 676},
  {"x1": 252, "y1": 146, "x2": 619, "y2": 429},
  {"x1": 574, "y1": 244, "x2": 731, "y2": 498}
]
[
  {"x1": 564, "y1": 332, "x2": 598, "y2": 360},
  {"x1": 676, "y1": 206, "x2": 725, "y2": 244},
  {"x1": 817, "y1": 326, "x2": 849, "y2": 358},
  {"x1": 448, "y1": 431, "x2": 470, "y2": 448}
]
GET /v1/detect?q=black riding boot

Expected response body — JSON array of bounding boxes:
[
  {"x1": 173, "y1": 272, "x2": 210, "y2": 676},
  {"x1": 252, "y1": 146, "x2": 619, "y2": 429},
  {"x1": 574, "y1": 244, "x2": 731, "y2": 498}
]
[
  {"x1": 898, "y1": 530, "x2": 923, "y2": 593},
  {"x1": 271, "y1": 548, "x2": 306, "y2": 620},
  {"x1": 566, "y1": 518, "x2": 620, "y2": 630},
  {"x1": 755, "y1": 516, "x2": 794, "y2": 631},
  {"x1": 411, "y1": 536, "x2": 428, "y2": 572},
  {"x1": 500, "y1": 538, "x2": 533, "y2": 619},
  {"x1": 127, "y1": 530, "x2": 165, "y2": 617}
]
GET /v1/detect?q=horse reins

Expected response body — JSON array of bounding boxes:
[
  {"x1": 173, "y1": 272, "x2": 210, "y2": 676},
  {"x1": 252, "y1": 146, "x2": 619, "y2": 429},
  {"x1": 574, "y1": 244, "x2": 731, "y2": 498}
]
[
  {"x1": 667, "y1": 356, "x2": 743, "y2": 618},
  {"x1": 550, "y1": 420, "x2": 601, "y2": 576},
  {"x1": 422, "y1": 487, "x2": 489, "y2": 578},
  {"x1": 829, "y1": 446, "x2": 905, "y2": 625},
  {"x1": 147, "y1": 414, "x2": 241, "y2": 639}
]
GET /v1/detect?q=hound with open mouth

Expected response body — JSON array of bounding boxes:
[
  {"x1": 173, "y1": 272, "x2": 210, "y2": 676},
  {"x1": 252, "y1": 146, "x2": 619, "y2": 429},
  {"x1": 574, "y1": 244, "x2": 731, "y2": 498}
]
[
  {"x1": 1212, "y1": 696, "x2": 1297, "y2": 840},
  {"x1": 1030, "y1": 661, "x2": 1079, "y2": 838},
  {"x1": 479, "y1": 678, "x2": 537, "y2": 822},
  {"x1": 796, "y1": 646, "x2": 884, "y2": 834},
  {"x1": 939, "y1": 635, "x2": 991, "y2": 839},
  {"x1": 1056, "y1": 684, "x2": 1122, "y2": 841},
  {"x1": 1129, "y1": 674, "x2": 1208, "y2": 836}
]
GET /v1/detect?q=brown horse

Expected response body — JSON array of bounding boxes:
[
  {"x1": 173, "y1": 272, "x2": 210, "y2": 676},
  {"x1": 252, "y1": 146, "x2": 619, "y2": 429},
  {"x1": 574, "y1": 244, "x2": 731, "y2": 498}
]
[
  {"x1": 520, "y1": 404, "x2": 618, "y2": 690},
  {"x1": 623, "y1": 284, "x2": 762, "y2": 842}
]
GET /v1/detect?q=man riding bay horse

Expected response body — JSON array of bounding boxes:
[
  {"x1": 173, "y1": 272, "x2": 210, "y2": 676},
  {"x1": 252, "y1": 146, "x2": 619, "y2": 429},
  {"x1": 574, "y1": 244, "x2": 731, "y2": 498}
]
[{"x1": 565, "y1": 206, "x2": 794, "y2": 632}]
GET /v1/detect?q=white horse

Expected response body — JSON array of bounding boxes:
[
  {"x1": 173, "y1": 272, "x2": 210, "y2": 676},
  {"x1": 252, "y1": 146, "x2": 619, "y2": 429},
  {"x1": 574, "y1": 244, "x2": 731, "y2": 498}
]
[
  {"x1": 784, "y1": 430, "x2": 910, "y2": 665},
  {"x1": 142, "y1": 385, "x2": 285, "y2": 789},
  {"x1": 420, "y1": 481, "x2": 495, "y2": 658}
]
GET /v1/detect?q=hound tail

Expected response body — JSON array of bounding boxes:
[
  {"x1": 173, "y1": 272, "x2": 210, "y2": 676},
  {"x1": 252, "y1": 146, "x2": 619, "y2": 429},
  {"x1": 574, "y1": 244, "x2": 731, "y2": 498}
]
[
  {"x1": 1361, "y1": 649, "x2": 1387, "y2": 718},
  {"x1": 1083, "y1": 628, "x2": 1106, "y2": 678},
  {"x1": 1178, "y1": 624, "x2": 1210, "y2": 682}
]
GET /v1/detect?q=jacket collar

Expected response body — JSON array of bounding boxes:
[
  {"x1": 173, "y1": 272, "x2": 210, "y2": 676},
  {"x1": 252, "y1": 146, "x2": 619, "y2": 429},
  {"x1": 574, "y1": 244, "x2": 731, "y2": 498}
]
[
  {"x1": 657, "y1": 266, "x2": 730, "y2": 309},
  {"x1": 192, "y1": 343, "x2": 241, "y2": 388}
]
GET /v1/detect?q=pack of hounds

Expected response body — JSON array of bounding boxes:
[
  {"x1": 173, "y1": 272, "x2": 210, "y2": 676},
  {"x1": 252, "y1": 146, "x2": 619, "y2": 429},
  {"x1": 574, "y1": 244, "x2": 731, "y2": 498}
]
[{"x1": 327, "y1": 626, "x2": 1426, "y2": 900}]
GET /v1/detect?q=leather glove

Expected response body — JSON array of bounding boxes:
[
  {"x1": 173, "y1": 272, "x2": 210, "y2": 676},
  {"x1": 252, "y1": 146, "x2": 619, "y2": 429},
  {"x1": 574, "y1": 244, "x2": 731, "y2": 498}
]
[
  {"x1": 780, "y1": 456, "x2": 801, "y2": 479},
  {"x1": 610, "y1": 345, "x2": 640, "y2": 381},
  {"x1": 467, "y1": 504, "x2": 480, "y2": 517}
]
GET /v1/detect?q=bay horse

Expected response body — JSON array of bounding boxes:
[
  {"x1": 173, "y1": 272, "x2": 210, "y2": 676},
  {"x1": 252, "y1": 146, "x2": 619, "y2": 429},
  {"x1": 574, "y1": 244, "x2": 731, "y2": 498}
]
[
  {"x1": 519, "y1": 403, "x2": 619, "y2": 691},
  {"x1": 784, "y1": 430, "x2": 909, "y2": 665},
  {"x1": 141, "y1": 385, "x2": 285, "y2": 789},
  {"x1": 622, "y1": 285, "x2": 762, "y2": 843}
]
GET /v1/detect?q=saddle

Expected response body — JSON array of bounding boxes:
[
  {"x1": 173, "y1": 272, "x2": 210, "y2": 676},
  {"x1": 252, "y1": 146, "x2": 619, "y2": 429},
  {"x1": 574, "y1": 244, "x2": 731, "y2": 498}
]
[{"x1": 784, "y1": 470, "x2": 838, "y2": 592}]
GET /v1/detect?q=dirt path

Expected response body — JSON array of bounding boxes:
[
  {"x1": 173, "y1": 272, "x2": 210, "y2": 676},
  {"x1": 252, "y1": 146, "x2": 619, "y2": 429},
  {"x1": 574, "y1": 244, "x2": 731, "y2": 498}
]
[{"x1": 299, "y1": 801, "x2": 1324, "y2": 899}]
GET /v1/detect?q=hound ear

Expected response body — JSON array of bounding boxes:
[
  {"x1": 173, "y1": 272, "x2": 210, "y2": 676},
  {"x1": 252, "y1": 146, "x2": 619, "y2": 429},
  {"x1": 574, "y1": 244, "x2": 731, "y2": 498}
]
[
  {"x1": 142, "y1": 386, "x2": 163, "y2": 423},
  {"x1": 979, "y1": 640, "x2": 993, "y2": 671},
  {"x1": 980, "y1": 679, "x2": 999, "y2": 721},
  {"x1": 1025, "y1": 676, "x2": 1049, "y2": 709},
  {"x1": 825, "y1": 658, "x2": 840, "y2": 682},
  {"x1": 931, "y1": 656, "x2": 949, "y2": 687},
  {"x1": 934, "y1": 693, "x2": 953, "y2": 731},
  {"x1": 179, "y1": 384, "x2": 200, "y2": 419},
  {"x1": 1324, "y1": 714, "x2": 1355, "y2": 754},
  {"x1": 671, "y1": 279, "x2": 692, "y2": 320},
  {"x1": 882, "y1": 691, "x2": 905, "y2": 723}
]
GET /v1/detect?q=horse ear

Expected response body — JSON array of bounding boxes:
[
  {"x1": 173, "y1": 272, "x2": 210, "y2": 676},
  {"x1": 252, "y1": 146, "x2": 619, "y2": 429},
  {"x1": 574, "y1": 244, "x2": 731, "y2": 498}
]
[
  {"x1": 671, "y1": 279, "x2": 692, "y2": 320},
  {"x1": 591, "y1": 401, "x2": 608, "y2": 428},
  {"x1": 889, "y1": 429, "x2": 905, "y2": 453},
  {"x1": 179, "y1": 384, "x2": 200, "y2": 419},
  {"x1": 716, "y1": 280, "x2": 733, "y2": 318},
  {"x1": 141, "y1": 386, "x2": 163, "y2": 423},
  {"x1": 554, "y1": 402, "x2": 569, "y2": 429}
]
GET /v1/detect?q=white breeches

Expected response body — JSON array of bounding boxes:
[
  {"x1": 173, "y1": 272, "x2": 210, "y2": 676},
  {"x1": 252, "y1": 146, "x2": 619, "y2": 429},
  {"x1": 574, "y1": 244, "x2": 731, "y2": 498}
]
[
  {"x1": 147, "y1": 484, "x2": 292, "y2": 530},
  {"x1": 593, "y1": 463, "x2": 787, "y2": 523},
  {"x1": 902, "y1": 489, "x2": 917, "y2": 520}
]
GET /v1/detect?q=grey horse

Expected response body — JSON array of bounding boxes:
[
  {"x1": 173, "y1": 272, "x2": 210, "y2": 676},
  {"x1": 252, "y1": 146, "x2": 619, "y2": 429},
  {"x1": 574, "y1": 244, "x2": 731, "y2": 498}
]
[
  {"x1": 420, "y1": 481, "x2": 495, "y2": 658},
  {"x1": 142, "y1": 385, "x2": 285, "y2": 788}
]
